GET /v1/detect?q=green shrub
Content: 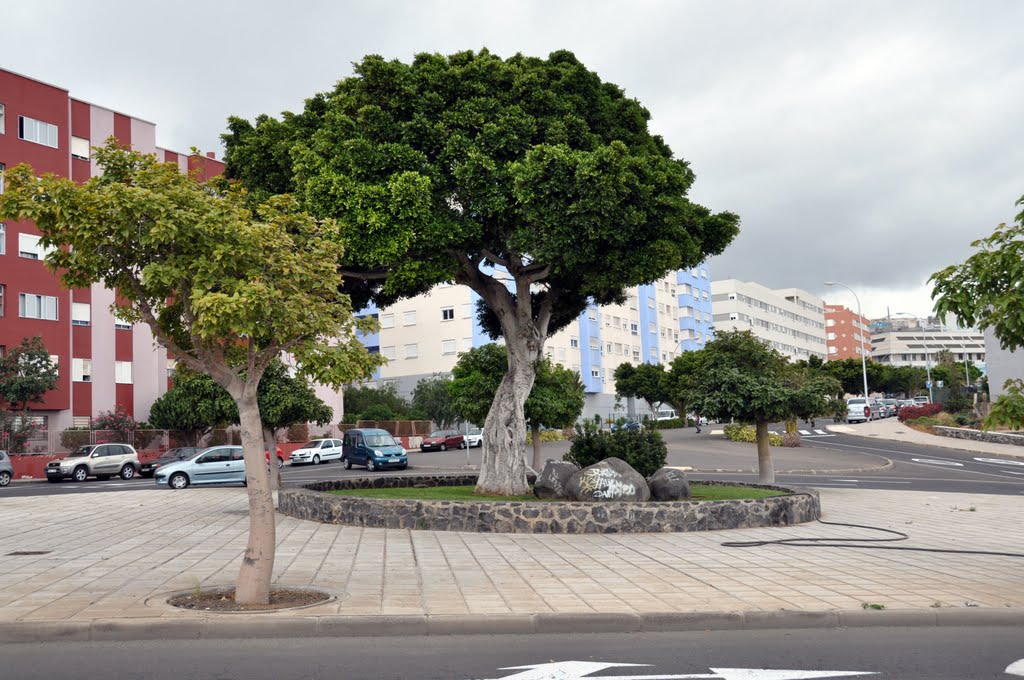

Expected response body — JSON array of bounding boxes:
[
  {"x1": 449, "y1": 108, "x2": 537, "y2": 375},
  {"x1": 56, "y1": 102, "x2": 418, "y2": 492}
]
[
  {"x1": 526, "y1": 429, "x2": 567, "y2": 444},
  {"x1": 60, "y1": 428, "x2": 92, "y2": 450},
  {"x1": 360, "y1": 404, "x2": 395, "y2": 421},
  {"x1": 723, "y1": 423, "x2": 782, "y2": 446},
  {"x1": 651, "y1": 418, "x2": 686, "y2": 430},
  {"x1": 563, "y1": 421, "x2": 667, "y2": 477}
]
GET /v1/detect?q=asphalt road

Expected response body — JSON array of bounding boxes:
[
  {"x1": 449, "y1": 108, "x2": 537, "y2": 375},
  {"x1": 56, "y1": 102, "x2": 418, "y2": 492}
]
[
  {"x1": 1, "y1": 627, "x2": 1022, "y2": 679},
  {"x1": 5, "y1": 421, "x2": 1024, "y2": 497}
]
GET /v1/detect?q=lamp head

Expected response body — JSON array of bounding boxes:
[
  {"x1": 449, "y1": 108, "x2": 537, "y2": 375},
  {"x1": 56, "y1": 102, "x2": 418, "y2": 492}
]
[{"x1": 823, "y1": 281, "x2": 837, "y2": 286}]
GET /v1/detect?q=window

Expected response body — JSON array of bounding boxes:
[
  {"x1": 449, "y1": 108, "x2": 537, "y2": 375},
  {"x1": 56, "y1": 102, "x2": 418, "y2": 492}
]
[
  {"x1": 570, "y1": 337, "x2": 579, "y2": 348},
  {"x1": 19, "y1": 115, "x2": 59, "y2": 148},
  {"x1": 0, "y1": 163, "x2": 4, "y2": 194},
  {"x1": 648, "y1": 322, "x2": 656, "y2": 333},
  {"x1": 694, "y1": 310, "x2": 702, "y2": 323},
  {"x1": 0, "y1": 284, "x2": 3, "y2": 316},
  {"x1": 19, "y1": 233, "x2": 46, "y2": 260},
  {"x1": 700, "y1": 268, "x2": 708, "y2": 278},
  {"x1": 587, "y1": 308, "x2": 597, "y2": 320},
  {"x1": 647, "y1": 298, "x2": 655, "y2": 309},
  {"x1": 728, "y1": 293, "x2": 737, "y2": 300},
  {"x1": 462, "y1": 337, "x2": 473, "y2": 351},
  {"x1": 441, "y1": 339, "x2": 456, "y2": 355},
  {"x1": 403, "y1": 310, "x2": 416, "y2": 326},
  {"x1": 115, "y1": 361, "x2": 133, "y2": 384},
  {"x1": 114, "y1": 320, "x2": 131, "y2": 331},
  {"x1": 591, "y1": 366, "x2": 600, "y2": 378},
  {"x1": 71, "y1": 136, "x2": 90, "y2": 161},
  {"x1": 381, "y1": 346, "x2": 396, "y2": 360},
  {"x1": 441, "y1": 307, "x2": 454, "y2": 321},
  {"x1": 379, "y1": 313, "x2": 394, "y2": 329},
  {"x1": 404, "y1": 343, "x2": 418, "y2": 359},
  {"x1": 630, "y1": 323, "x2": 638, "y2": 335},
  {"x1": 49, "y1": 355, "x2": 59, "y2": 377},
  {"x1": 72, "y1": 358, "x2": 92, "y2": 382},
  {"x1": 0, "y1": 103, "x2": 5, "y2": 134},
  {"x1": 0, "y1": 223, "x2": 5, "y2": 254},
  {"x1": 71, "y1": 302, "x2": 90, "y2": 326},
  {"x1": 461, "y1": 303, "x2": 473, "y2": 318},
  {"x1": 19, "y1": 293, "x2": 58, "y2": 320},
  {"x1": 702, "y1": 290, "x2": 709, "y2": 301}
]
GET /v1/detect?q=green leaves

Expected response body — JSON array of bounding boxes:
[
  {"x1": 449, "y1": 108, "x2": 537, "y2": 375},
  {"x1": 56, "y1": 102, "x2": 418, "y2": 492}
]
[
  {"x1": 985, "y1": 379, "x2": 1024, "y2": 431},
  {"x1": 931, "y1": 194, "x2": 1024, "y2": 352},
  {"x1": 0, "y1": 336, "x2": 59, "y2": 412}
]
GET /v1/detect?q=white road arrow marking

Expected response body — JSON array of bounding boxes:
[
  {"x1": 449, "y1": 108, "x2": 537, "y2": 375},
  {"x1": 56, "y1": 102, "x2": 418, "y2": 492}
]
[
  {"x1": 474, "y1": 662, "x2": 875, "y2": 680},
  {"x1": 1006, "y1": 658, "x2": 1024, "y2": 676},
  {"x1": 910, "y1": 458, "x2": 964, "y2": 467},
  {"x1": 974, "y1": 457, "x2": 1024, "y2": 467}
]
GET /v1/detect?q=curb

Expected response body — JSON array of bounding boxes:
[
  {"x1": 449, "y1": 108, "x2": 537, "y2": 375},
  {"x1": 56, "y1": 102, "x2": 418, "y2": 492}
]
[
  {"x1": 825, "y1": 424, "x2": 1024, "y2": 460},
  {"x1": 2, "y1": 607, "x2": 1021, "y2": 642}
]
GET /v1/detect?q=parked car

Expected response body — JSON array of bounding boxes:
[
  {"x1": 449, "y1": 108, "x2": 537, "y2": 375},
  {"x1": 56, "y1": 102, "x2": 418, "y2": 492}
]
[
  {"x1": 655, "y1": 409, "x2": 678, "y2": 421},
  {"x1": 420, "y1": 430, "x2": 465, "y2": 451},
  {"x1": 464, "y1": 428, "x2": 483, "y2": 448},
  {"x1": 342, "y1": 429, "x2": 408, "y2": 471},
  {"x1": 139, "y1": 447, "x2": 202, "y2": 478},
  {"x1": 266, "y1": 446, "x2": 285, "y2": 469},
  {"x1": 913, "y1": 396, "x2": 931, "y2": 405},
  {"x1": 881, "y1": 399, "x2": 899, "y2": 418},
  {"x1": 846, "y1": 398, "x2": 873, "y2": 424},
  {"x1": 289, "y1": 438, "x2": 344, "y2": 465},
  {"x1": 0, "y1": 450, "x2": 12, "y2": 487},
  {"x1": 155, "y1": 445, "x2": 245, "y2": 489},
  {"x1": 46, "y1": 443, "x2": 140, "y2": 482},
  {"x1": 611, "y1": 419, "x2": 641, "y2": 432}
]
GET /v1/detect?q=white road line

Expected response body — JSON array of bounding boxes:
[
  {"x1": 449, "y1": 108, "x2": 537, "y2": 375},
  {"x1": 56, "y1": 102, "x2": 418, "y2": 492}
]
[
  {"x1": 798, "y1": 430, "x2": 811, "y2": 435},
  {"x1": 973, "y1": 457, "x2": 1024, "y2": 467},
  {"x1": 814, "y1": 429, "x2": 827, "y2": 435}
]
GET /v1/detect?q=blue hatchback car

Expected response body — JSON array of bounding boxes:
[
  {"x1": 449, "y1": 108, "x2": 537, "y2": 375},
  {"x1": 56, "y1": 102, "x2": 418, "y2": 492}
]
[
  {"x1": 154, "y1": 445, "x2": 245, "y2": 489},
  {"x1": 342, "y1": 429, "x2": 408, "y2": 471}
]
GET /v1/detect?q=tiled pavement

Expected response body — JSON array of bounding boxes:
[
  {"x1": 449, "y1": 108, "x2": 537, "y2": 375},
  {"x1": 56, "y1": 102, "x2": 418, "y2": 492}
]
[{"x1": 1, "y1": 485, "x2": 1022, "y2": 627}]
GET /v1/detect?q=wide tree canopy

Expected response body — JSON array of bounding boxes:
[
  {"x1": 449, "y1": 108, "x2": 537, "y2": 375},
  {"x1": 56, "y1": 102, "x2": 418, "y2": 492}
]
[
  {"x1": 0, "y1": 336, "x2": 59, "y2": 412},
  {"x1": 147, "y1": 369, "x2": 238, "y2": 446},
  {"x1": 613, "y1": 362, "x2": 668, "y2": 416},
  {"x1": 223, "y1": 49, "x2": 739, "y2": 494}
]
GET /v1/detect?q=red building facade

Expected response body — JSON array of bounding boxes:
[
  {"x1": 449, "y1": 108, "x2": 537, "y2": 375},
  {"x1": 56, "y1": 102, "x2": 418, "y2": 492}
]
[
  {"x1": 824, "y1": 304, "x2": 872, "y2": 361},
  {"x1": 0, "y1": 68, "x2": 223, "y2": 431}
]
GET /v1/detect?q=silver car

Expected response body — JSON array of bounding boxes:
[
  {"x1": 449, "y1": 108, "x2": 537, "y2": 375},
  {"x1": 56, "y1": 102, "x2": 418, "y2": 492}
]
[
  {"x1": 846, "y1": 398, "x2": 873, "y2": 423},
  {"x1": 155, "y1": 445, "x2": 245, "y2": 489},
  {"x1": 0, "y1": 450, "x2": 13, "y2": 487}
]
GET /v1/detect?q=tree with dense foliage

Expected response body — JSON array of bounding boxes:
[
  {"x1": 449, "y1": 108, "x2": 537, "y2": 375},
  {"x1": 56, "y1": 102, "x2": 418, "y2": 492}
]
[
  {"x1": 0, "y1": 143, "x2": 380, "y2": 604},
  {"x1": 148, "y1": 369, "x2": 238, "y2": 446},
  {"x1": 663, "y1": 349, "x2": 705, "y2": 422},
  {"x1": 613, "y1": 362, "x2": 668, "y2": 416},
  {"x1": 673, "y1": 330, "x2": 839, "y2": 482},
  {"x1": 411, "y1": 376, "x2": 458, "y2": 429},
  {"x1": 256, "y1": 359, "x2": 334, "y2": 446},
  {"x1": 341, "y1": 383, "x2": 414, "y2": 423},
  {"x1": 0, "y1": 336, "x2": 59, "y2": 412},
  {"x1": 450, "y1": 343, "x2": 585, "y2": 470},
  {"x1": 820, "y1": 358, "x2": 886, "y2": 396},
  {"x1": 222, "y1": 49, "x2": 739, "y2": 495}
]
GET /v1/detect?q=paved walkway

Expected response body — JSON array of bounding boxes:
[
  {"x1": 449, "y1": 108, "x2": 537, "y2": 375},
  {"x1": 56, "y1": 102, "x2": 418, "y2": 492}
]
[
  {"x1": 826, "y1": 417, "x2": 1024, "y2": 459},
  {"x1": 1, "y1": 484, "x2": 1022, "y2": 639}
]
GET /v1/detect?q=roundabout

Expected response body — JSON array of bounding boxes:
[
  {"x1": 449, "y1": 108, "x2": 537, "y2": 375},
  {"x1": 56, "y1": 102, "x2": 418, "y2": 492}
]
[{"x1": 277, "y1": 473, "x2": 820, "y2": 534}]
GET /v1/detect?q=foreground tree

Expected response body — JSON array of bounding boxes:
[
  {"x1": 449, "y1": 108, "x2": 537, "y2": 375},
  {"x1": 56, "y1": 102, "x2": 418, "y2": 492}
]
[
  {"x1": 613, "y1": 362, "x2": 668, "y2": 417},
  {"x1": 450, "y1": 344, "x2": 585, "y2": 471},
  {"x1": 223, "y1": 49, "x2": 739, "y2": 494},
  {"x1": 0, "y1": 143, "x2": 380, "y2": 604},
  {"x1": 674, "y1": 330, "x2": 839, "y2": 483},
  {"x1": 0, "y1": 336, "x2": 59, "y2": 412}
]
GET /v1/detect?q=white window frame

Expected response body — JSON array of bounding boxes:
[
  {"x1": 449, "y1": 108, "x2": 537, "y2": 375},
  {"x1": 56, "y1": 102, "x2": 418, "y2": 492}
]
[
  {"x1": 0, "y1": 223, "x2": 5, "y2": 255},
  {"x1": 19, "y1": 293, "x2": 58, "y2": 320},
  {"x1": 403, "y1": 310, "x2": 416, "y2": 326},
  {"x1": 0, "y1": 283, "x2": 4, "y2": 317},
  {"x1": 441, "y1": 307, "x2": 454, "y2": 321},
  {"x1": 404, "y1": 343, "x2": 418, "y2": 359},
  {"x1": 18, "y1": 115, "x2": 59, "y2": 148},
  {"x1": 441, "y1": 339, "x2": 456, "y2": 355},
  {"x1": 379, "y1": 313, "x2": 394, "y2": 329},
  {"x1": 71, "y1": 136, "x2": 90, "y2": 161},
  {"x1": 460, "y1": 303, "x2": 473, "y2": 319},
  {"x1": 114, "y1": 361, "x2": 133, "y2": 384},
  {"x1": 72, "y1": 358, "x2": 92, "y2": 383},
  {"x1": 19, "y1": 233, "x2": 44, "y2": 260},
  {"x1": 0, "y1": 163, "x2": 4, "y2": 195},
  {"x1": 0, "y1": 103, "x2": 5, "y2": 135},
  {"x1": 569, "y1": 337, "x2": 579, "y2": 348},
  {"x1": 381, "y1": 346, "x2": 396, "y2": 360},
  {"x1": 461, "y1": 337, "x2": 473, "y2": 351},
  {"x1": 71, "y1": 302, "x2": 91, "y2": 326}
]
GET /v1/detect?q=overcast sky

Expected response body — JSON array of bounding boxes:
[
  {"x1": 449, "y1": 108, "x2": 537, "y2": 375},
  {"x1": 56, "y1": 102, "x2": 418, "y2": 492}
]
[{"x1": 3, "y1": 1, "x2": 1021, "y2": 319}]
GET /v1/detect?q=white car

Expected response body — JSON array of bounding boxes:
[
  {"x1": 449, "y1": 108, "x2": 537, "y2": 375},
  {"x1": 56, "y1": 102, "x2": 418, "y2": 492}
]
[
  {"x1": 289, "y1": 438, "x2": 344, "y2": 465},
  {"x1": 846, "y1": 398, "x2": 873, "y2": 423},
  {"x1": 463, "y1": 428, "x2": 483, "y2": 448}
]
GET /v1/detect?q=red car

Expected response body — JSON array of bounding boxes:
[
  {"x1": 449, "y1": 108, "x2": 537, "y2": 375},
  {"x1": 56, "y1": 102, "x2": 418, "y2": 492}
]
[
  {"x1": 419, "y1": 430, "x2": 465, "y2": 452},
  {"x1": 265, "y1": 446, "x2": 285, "y2": 469}
]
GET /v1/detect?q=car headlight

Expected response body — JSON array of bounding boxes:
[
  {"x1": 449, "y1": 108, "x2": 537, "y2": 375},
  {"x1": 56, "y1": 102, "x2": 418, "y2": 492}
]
[{"x1": 375, "y1": 450, "x2": 384, "y2": 456}]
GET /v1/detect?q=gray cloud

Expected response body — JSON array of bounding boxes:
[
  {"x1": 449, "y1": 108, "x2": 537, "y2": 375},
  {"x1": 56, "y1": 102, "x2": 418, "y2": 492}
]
[{"x1": 3, "y1": 0, "x2": 1021, "y2": 318}]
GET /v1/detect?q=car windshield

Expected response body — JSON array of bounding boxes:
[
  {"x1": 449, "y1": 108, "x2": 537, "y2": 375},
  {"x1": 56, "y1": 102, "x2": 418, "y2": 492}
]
[
  {"x1": 365, "y1": 433, "x2": 398, "y2": 447},
  {"x1": 68, "y1": 446, "x2": 94, "y2": 457},
  {"x1": 469, "y1": 429, "x2": 482, "y2": 435},
  {"x1": 429, "y1": 431, "x2": 446, "y2": 438},
  {"x1": 848, "y1": 399, "x2": 866, "y2": 405},
  {"x1": 299, "y1": 441, "x2": 321, "y2": 449}
]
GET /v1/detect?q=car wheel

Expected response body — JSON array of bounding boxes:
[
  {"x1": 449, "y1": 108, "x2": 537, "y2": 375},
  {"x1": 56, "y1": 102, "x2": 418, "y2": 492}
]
[
  {"x1": 73, "y1": 466, "x2": 88, "y2": 482},
  {"x1": 0, "y1": 471, "x2": 11, "y2": 487},
  {"x1": 344, "y1": 458, "x2": 352, "y2": 470},
  {"x1": 169, "y1": 472, "x2": 189, "y2": 489},
  {"x1": 119, "y1": 464, "x2": 135, "y2": 480},
  {"x1": 459, "y1": 441, "x2": 467, "y2": 449},
  {"x1": 440, "y1": 443, "x2": 447, "y2": 451},
  {"x1": 366, "y1": 458, "x2": 376, "y2": 472},
  {"x1": 313, "y1": 454, "x2": 320, "y2": 465}
]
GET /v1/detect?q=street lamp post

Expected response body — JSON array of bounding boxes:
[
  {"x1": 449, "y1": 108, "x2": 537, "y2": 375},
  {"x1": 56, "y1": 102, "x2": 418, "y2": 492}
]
[{"x1": 824, "y1": 281, "x2": 870, "y2": 401}]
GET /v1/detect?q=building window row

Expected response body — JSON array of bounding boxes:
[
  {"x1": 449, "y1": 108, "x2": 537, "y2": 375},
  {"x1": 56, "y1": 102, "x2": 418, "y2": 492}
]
[
  {"x1": 19, "y1": 293, "x2": 58, "y2": 320},
  {"x1": 19, "y1": 115, "x2": 59, "y2": 148}
]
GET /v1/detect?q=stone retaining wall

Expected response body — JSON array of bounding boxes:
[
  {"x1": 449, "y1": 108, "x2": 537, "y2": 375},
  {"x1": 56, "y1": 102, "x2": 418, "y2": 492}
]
[
  {"x1": 934, "y1": 426, "x2": 1024, "y2": 447},
  {"x1": 277, "y1": 474, "x2": 820, "y2": 534}
]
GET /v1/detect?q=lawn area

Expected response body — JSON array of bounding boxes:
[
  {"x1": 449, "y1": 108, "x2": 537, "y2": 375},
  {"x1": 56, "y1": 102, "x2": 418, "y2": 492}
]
[{"x1": 328, "y1": 483, "x2": 784, "y2": 502}]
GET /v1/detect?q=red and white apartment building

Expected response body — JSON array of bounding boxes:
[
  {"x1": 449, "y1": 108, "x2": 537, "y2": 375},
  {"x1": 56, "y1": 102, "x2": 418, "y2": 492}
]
[
  {"x1": 824, "y1": 304, "x2": 872, "y2": 361},
  {"x1": 0, "y1": 67, "x2": 225, "y2": 432}
]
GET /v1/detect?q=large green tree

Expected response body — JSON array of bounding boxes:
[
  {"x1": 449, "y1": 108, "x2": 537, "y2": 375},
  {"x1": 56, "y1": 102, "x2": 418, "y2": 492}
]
[
  {"x1": 674, "y1": 330, "x2": 839, "y2": 482},
  {"x1": 820, "y1": 357, "x2": 886, "y2": 396},
  {"x1": 411, "y1": 375, "x2": 458, "y2": 429},
  {"x1": 0, "y1": 336, "x2": 59, "y2": 412},
  {"x1": 613, "y1": 362, "x2": 668, "y2": 416},
  {"x1": 148, "y1": 369, "x2": 238, "y2": 446},
  {"x1": 450, "y1": 343, "x2": 585, "y2": 471},
  {"x1": 223, "y1": 49, "x2": 739, "y2": 495},
  {"x1": 257, "y1": 359, "x2": 334, "y2": 447},
  {"x1": 0, "y1": 143, "x2": 380, "y2": 604}
]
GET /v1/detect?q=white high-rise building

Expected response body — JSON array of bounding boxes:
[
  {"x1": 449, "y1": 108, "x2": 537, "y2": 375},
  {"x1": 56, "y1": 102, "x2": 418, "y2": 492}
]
[
  {"x1": 355, "y1": 265, "x2": 715, "y2": 421},
  {"x1": 710, "y1": 280, "x2": 827, "y2": 361}
]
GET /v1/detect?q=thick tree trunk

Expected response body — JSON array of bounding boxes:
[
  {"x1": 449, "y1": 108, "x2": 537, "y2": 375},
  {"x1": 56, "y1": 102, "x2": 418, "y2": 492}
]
[
  {"x1": 475, "y1": 337, "x2": 540, "y2": 496},
  {"x1": 755, "y1": 418, "x2": 775, "y2": 484},
  {"x1": 234, "y1": 387, "x2": 276, "y2": 605},
  {"x1": 530, "y1": 422, "x2": 544, "y2": 473}
]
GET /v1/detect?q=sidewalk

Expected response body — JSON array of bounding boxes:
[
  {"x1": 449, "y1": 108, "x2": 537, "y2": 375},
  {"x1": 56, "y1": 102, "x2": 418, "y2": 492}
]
[
  {"x1": 1, "y1": 485, "x2": 1022, "y2": 640},
  {"x1": 826, "y1": 417, "x2": 1024, "y2": 459}
]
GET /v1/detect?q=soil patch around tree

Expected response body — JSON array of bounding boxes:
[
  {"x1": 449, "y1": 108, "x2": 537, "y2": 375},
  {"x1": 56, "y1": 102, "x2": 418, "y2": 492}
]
[
  {"x1": 168, "y1": 586, "x2": 331, "y2": 612},
  {"x1": 327, "y1": 483, "x2": 784, "y2": 502}
]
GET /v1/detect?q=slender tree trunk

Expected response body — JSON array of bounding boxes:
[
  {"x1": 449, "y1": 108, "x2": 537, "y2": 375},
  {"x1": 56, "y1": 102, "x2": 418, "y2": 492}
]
[
  {"x1": 234, "y1": 386, "x2": 276, "y2": 605},
  {"x1": 755, "y1": 418, "x2": 775, "y2": 484},
  {"x1": 263, "y1": 425, "x2": 280, "y2": 491},
  {"x1": 476, "y1": 337, "x2": 540, "y2": 496},
  {"x1": 530, "y1": 422, "x2": 543, "y2": 473}
]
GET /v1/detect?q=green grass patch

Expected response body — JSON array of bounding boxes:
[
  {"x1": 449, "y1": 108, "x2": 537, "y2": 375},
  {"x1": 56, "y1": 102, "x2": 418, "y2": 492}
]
[{"x1": 328, "y1": 483, "x2": 784, "y2": 502}]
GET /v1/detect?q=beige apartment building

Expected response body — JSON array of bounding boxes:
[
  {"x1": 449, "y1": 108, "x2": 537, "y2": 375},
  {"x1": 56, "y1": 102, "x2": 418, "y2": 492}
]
[{"x1": 709, "y1": 280, "x2": 828, "y2": 361}]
